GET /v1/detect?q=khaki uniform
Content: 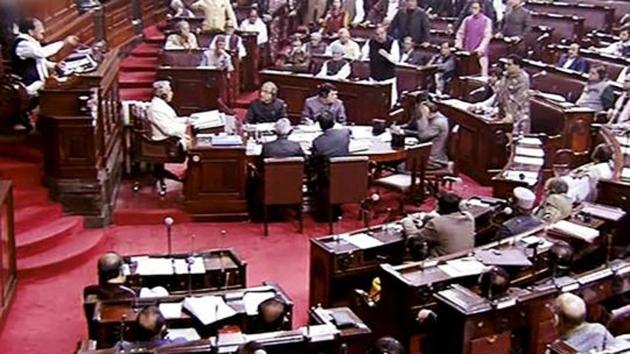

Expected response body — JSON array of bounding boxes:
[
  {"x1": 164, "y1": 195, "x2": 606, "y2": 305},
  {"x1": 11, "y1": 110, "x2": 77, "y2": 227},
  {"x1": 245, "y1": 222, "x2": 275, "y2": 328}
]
[
  {"x1": 191, "y1": 0, "x2": 237, "y2": 31},
  {"x1": 402, "y1": 212, "x2": 475, "y2": 257},
  {"x1": 535, "y1": 194, "x2": 573, "y2": 224},
  {"x1": 495, "y1": 69, "x2": 531, "y2": 134}
]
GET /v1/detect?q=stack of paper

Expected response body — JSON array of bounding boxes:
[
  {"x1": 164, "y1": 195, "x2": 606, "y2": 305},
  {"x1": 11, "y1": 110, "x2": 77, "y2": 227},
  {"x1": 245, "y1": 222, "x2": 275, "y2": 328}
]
[
  {"x1": 211, "y1": 135, "x2": 243, "y2": 146},
  {"x1": 475, "y1": 248, "x2": 532, "y2": 267},
  {"x1": 340, "y1": 233, "x2": 384, "y2": 249},
  {"x1": 520, "y1": 137, "x2": 542, "y2": 146},
  {"x1": 549, "y1": 220, "x2": 600, "y2": 243},
  {"x1": 159, "y1": 301, "x2": 183, "y2": 319},
  {"x1": 183, "y1": 296, "x2": 237, "y2": 325},
  {"x1": 139, "y1": 286, "x2": 169, "y2": 298},
  {"x1": 243, "y1": 291, "x2": 276, "y2": 315},
  {"x1": 134, "y1": 257, "x2": 174, "y2": 275},
  {"x1": 300, "y1": 324, "x2": 339, "y2": 342},
  {"x1": 515, "y1": 147, "x2": 544, "y2": 158},
  {"x1": 438, "y1": 258, "x2": 487, "y2": 278},
  {"x1": 514, "y1": 155, "x2": 544, "y2": 166},
  {"x1": 190, "y1": 110, "x2": 225, "y2": 130},
  {"x1": 581, "y1": 203, "x2": 626, "y2": 221},
  {"x1": 349, "y1": 140, "x2": 371, "y2": 152},
  {"x1": 167, "y1": 327, "x2": 201, "y2": 341},
  {"x1": 173, "y1": 257, "x2": 206, "y2": 275}
]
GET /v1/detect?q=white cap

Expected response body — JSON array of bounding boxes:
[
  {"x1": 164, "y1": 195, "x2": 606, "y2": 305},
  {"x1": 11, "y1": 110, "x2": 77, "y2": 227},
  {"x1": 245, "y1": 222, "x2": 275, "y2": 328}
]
[
  {"x1": 513, "y1": 187, "x2": 536, "y2": 210},
  {"x1": 153, "y1": 80, "x2": 171, "y2": 96}
]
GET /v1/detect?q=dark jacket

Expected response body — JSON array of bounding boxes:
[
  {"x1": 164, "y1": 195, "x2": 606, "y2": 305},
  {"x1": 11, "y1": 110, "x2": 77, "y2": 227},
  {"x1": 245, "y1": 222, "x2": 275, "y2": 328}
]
[
  {"x1": 557, "y1": 54, "x2": 589, "y2": 73},
  {"x1": 427, "y1": 0, "x2": 466, "y2": 17},
  {"x1": 495, "y1": 213, "x2": 543, "y2": 240},
  {"x1": 311, "y1": 128, "x2": 351, "y2": 158},
  {"x1": 246, "y1": 98, "x2": 288, "y2": 124},
  {"x1": 262, "y1": 137, "x2": 305, "y2": 158},
  {"x1": 388, "y1": 8, "x2": 431, "y2": 44},
  {"x1": 500, "y1": 5, "x2": 531, "y2": 38},
  {"x1": 400, "y1": 49, "x2": 425, "y2": 65}
]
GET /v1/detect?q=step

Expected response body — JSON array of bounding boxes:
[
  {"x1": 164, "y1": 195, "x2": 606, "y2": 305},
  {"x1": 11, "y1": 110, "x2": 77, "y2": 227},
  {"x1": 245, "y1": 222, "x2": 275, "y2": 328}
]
[
  {"x1": 130, "y1": 44, "x2": 161, "y2": 58},
  {"x1": 120, "y1": 57, "x2": 159, "y2": 71},
  {"x1": 16, "y1": 216, "x2": 84, "y2": 258},
  {"x1": 17, "y1": 229, "x2": 106, "y2": 279},
  {"x1": 144, "y1": 35, "x2": 166, "y2": 45},
  {"x1": 120, "y1": 88, "x2": 154, "y2": 101},
  {"x1": 0, "y1": 158, "x2": 43, "y2": 189},
  {"x1": 14, "y1": 203, "x2": 63, "y2": 234},
  {"x1": 114, "y1": 208, "x2": 192, "y2": 225},
  {"x1": 119, "y1": 71, "x2": 157, "y2": 89},
  {"x1": 13, "y1": 187, "x2": 50, "y2": 209}
]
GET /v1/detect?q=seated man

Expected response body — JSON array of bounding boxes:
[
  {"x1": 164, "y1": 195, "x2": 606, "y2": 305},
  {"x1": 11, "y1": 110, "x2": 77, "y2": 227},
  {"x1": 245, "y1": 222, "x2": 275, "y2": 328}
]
[
  {"x1": 325, "y1": 28, "x2": 361, "y2": 61},
  {"x1": 282, "y1": 35, "x2": 310, "y2": 72},
  {"x1": 401, "y1": 192, "x2": 475, "y2": 257},
  {"x1": 200, "y1": 35, "x2": 234, "y2": 72},
  {"x1": 252, "y1": 297, "x2": 289, "y2": 333},
  {"x1": 592, "y1": 26, "x2": 630, "y2": 58},
  {"x1": 302, "y1": 83, "x2": 347, "y2": 124},
  {"x1": 147, "y1": 81, "x2": 190, "y2": 148},
  {"x1": 170, "y1": 0, "x2": 194, "y2": 18},
  {"x1": 261, "y1": 118, "x2": 305, "y2": 158},
  {"x1": 399, "y1": 36, "x2": 423, "y2": 65},
  {"x1": 246, "y1": 81, "x2": 287, "y2": 123},
  {"x1": 311, "y1": 111, "x2": 351, "y2": 158},
  {"x1": 576, "y1": 66, "x2": 615, "y2": 112},
  {"x1": 367, "y1": 337, "x2": 406, "y2": 354},
  {"x1": 165, "y1": 20, "x2": 199, "y2": 50},
  {"x1": 427, "y1": 42, "x2": 456, "y2": 94},
  {"x1": 321, "y1": 0, "x2": 347, "y2": 36},
  {"x1": 85, "y1": 252, "x2": 136, "y2": 300},
  {"x1": 397, "y1": 100, "x2": 449, "y2": 170},
  {"x1": 11, "y1": 17, "x2": 79, "y2": 130},
  {"x1": 303, "y1": 32, "x2": 327, "y2": 56},
  {"x1": 210, "y1": 21, "x2": 246, "y2": 59},
  {"x1": 534, "y1": 177, "x2": 572, "y2": 224},
  {"x1": 116, "y1": 305, "x2": 188, "y2": 351},
  {"x1": 553, "y1": 293, "x2": 618, "y2": 353},
  {"x1": 240, "y1": 8, "x2": 268, "y2": 46},
  {"x1": 495, "y1": 187, "x2": 542, "y2": 240},
  {"x1": 562, "y1": 143, "x2": 614, "y2": 203},
  {"x1": 316, "y1": 43, "x2": 351, "y2": 80},
  {"x1": 557, "y1": 43, "x2": 589, "y2": 73}
]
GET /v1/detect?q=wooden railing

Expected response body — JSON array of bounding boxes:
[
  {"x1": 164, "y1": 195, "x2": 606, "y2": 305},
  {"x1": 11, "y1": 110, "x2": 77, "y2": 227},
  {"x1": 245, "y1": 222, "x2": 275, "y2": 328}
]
[{"x1": 0, "y1": 181, "x2": 16, "y2": 329}]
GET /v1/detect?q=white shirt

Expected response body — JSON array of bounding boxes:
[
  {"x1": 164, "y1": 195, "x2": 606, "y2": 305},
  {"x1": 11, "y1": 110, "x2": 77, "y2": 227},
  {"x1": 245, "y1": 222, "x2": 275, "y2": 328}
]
[
  {"x1": 386, "y1": 0, "x2": 399, "y2": 22},
  {"x1": 597, "y1": 41, "x2": 629, "y2": 57},
  {"x1": 563, "y1": 162, "x2": 613, "y2": 203},
  {"x1": 562, "y1": 57, "x2": 576, "y2": 70},
  {"x1": 325, "y1": 39, "x2": 362, "y2": 60},
  {"x1": 351, "y1": 0, "x2": 365, "y2": 24},
  {"x1": 147, "y1": 97, "x2": 189, "y2": 146},
  {"x1": 494, "y1": 0, "x2": 506, "y2": 22},
  {"x1": 316, "y1": 60, "x2": 351, "y2": 80},
  {"x1": 209, "y1": 34, "x2": 246, "y2": 59},
  {"x1": 14, "y1": 33, "x2": 64, "y2": 95},
  {"x1": 240, "y1": 17, "x2": 268, "y2": 45},
  {"x1": 611, "y1": 92, "x2": 630, "y2": 127}
]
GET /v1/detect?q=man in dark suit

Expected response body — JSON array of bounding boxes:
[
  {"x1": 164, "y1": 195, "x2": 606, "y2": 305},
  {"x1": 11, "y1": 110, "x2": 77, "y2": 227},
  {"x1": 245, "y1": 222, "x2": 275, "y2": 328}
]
[
  {"x1": 261, "y1": 118, "x2": 305, "y2": 158},
  {"x1": 557, "y1": 43, "x2": 589, "y2": 74},
  {"x1": 498, "y1": 0, "x2": 530, "y2": 40},
  {"x1": 311, "y1": 111, "x2": 351, "y2": 158},
  {"x1": 399, "y1": 36, "x2": 424, "y2": 65},
  {"x1": 388, "y1": 0, "x2": 431, "y2": 45},
  {"x1": 495, "y1": 187, "x2": 543, "y2": 240}
]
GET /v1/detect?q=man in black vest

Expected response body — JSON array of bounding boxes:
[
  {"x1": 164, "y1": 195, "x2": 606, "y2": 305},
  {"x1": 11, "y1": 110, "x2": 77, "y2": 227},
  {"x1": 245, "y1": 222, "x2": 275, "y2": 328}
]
[
  {"x1": 12, "y1": 18, "x2": 78, "y2": 130},
  {"x1": 388, "y1": 0, "x2": 430, "y2": 46},
  {"x1": 362, "y1": 25, "x2": 400, "y2": 104}
]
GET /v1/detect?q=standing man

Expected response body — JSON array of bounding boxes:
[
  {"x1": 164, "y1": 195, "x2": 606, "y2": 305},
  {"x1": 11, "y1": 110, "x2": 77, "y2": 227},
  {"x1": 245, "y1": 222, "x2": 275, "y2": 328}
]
[
  {"x1": 498, "y1": 0, "x2": 530, "y2": 41},
  {"x1": 302, "y1": 0, "x2": 328, "y2": 26},
  {"x1": 246, "y1": 81, "x2": 288, "y2": 124},
  {"x1": 11, "y1": 18, "x2": 79, "y2": 130},
  {"x1": 495, "y1": 54, "x2": 530, "y2": 134},
  {"x1": 361, "y1": 25, "x2": 400, "y2": 104},
  {"x1": 191, "y1": 0, "x2": 237, "y2": 32},
  {"x1": 302, "y1": 83, "x2": 348, "y2": 125},
  {"x1": 456, "y1": 0, "x2": 492, "y2": 77},
  {"x1": 240, "y1": 8, "x2": 269, "y2": 46},
  {"x1": 388, "y1": 0, "x2": 430, "y2": 46}
]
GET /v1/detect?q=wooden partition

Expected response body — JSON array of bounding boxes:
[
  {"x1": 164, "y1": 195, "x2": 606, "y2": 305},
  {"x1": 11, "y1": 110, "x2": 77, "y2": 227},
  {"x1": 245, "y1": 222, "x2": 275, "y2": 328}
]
[
  {"x1": 525, "y1": 1, "x2": 614, "y2": 33},
  {"x1": 0, "y1": 181, "x2": 16, "y2": 329}
]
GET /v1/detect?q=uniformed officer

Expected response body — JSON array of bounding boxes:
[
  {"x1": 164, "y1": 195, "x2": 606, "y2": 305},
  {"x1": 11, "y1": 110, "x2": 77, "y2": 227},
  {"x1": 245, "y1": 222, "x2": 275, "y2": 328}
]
[
  {"x1": 495, "y1": 54, "x2": 530, "y2": 134},
  {"x1": 495, "y1": 187, "x2": 542, "y2": 240}
]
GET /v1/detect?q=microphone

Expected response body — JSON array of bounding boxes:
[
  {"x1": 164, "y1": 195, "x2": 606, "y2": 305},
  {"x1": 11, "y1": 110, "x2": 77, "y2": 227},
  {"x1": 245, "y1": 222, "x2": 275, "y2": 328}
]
[
  {"x1": 339, "y1": 343, "x2": 348, "y2": 354},
  {"x1": 469, "y1": 86, "x2": 487, "y2": 97},
  {"x1": 119, "y1": 314, "x2": 127, "y2": 351},
  {"x1": 164, "y1": 217, "x2": 174, "y2": 255},
  {"x1": 360, "y1": 193, "x2": 381, "y2": 228},
  {"x1": 532, "y1": 70, "x2": 548, "y2": 79}
]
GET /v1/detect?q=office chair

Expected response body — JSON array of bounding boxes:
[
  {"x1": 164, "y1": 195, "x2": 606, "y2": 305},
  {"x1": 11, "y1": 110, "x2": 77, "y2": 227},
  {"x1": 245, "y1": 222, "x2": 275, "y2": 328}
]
[
  {"x1": 262, "y1": 157, "x2": 305, "y2": 236},
  {"x1": 425, "y1": 124, "x2": 460, "y2": 193},
  {"x1": 324, "y1": 156, "x2": 369, "y2": 234}
]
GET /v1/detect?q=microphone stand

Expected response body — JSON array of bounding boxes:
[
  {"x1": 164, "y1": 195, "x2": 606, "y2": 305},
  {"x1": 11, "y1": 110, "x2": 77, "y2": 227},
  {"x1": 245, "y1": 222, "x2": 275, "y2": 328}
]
[{"x1": 119, "y1": 314, "x2": 127, "y2": 353}]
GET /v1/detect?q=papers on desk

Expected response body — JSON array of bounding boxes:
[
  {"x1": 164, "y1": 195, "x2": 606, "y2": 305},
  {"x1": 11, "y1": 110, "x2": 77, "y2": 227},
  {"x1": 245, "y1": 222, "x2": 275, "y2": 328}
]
[
  {"x1": 243, "y1": 291, "x2": 276, "y2": 315},
  {"x1": 581, "y1": 202, "x2": 626, "y2": 222},
  {"x1": 159, "y1": 301, "x2": 183, "y2": 319},
  {"x1": 549, "y1": 220, "x2": 599, "y2": 243},
  {"x1": 299, "y1": 324, "x2": 339, "y2": 342},
  {"x1": 519, "y1": 137, "x2": 542, "y2": 146},
  {"x1": 296, "y1": 124, "x2": 322, "y2": 133},
  {"x1": 622, "y1": 168, "x2": 630, "y2": 180},
  {"x1": 350, "y1": 126, "x2": 374, "y2": 140},
  {"x1": 211, "y1": 135, "x2": 243, "y2": 146},
  {"x1": 438, "y1": 257, "x2": 487, "y2": 278},
  {"x1": 514, "y1": 155, "x2": 544, "y2": 166},
  {"x1": 537, "y1": 92, "x2": 566, "y2": 103},
  {"x1": 340, "y1": 233, "x2": 384, "y2": 249},
  {"x1": 183, "y1": 296, "x2": 237, "y2": 325},
  {"x1": 133, "y1": 256, "x2": 174, "y2": 275},
  {"x1": 167, "y1": 328, "x2": 201, "y2": 341},
  {"x1": 516, "y1": 147, "x2": 544, "y2": 158},
  {"x1": 173, "y1": 257, "x2": 206, "y2": 274},
  {"x1": 349, "y1": 140, "x2": 372, "y2": 152},
  {"x1": 246, "y1": 141, "x2": 262, "y2": 156},
  {"x1": 190, "y1": 110, "x2": 224, "y2": 130},
  {"x1": 475, "y1": 248, "x2": 533, "y2": 267},
  {"x1": 139, "y1": 286, "x2": 169, "y2": 298},
  {"x1": 246, "y1": 122, "x2": 276, "y2": 132},
  {"x1": 521, "y1": 235, "x2": 553, "y2": 250},
  {"x1": 503, "y1": 170, "x2": 539, "y2": 185}
]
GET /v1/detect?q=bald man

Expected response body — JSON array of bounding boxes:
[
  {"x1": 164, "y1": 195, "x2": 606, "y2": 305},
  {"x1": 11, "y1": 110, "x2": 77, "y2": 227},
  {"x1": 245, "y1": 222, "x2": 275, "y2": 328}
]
[
  {"x1": 553, "y1": 293, "x2": 617, "y2": 352},
  {"x1": 95, "y1": 252, "x2": 136, "y2": 300},
  {"x1": 116, "y1": 305, "x2": 188, "y2": 351}
]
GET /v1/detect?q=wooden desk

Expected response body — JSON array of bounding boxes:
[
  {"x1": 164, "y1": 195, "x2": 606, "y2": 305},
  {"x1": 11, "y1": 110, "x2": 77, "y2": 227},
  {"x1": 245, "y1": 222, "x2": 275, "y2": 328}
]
[
  {"x1": 92, "y1": 282, "x2": 293, "y2": 348},
  {"x1": 123, "y1": 249, "x2": 247, "y2": 292},
  {"x1": 525, "y1": 1, "x2": 614, "y2": 33},
  {"x1": 435, "y1": 99, "x2": 512, "y2": 186},
  {"x1": 157, "y1": 67, "x2": 228, "y2": 116},
  {"x1": 259, "y1": 70, "x2": 392, "y2": 125},
  {"x1": 309, "y1": 306, "x2": 373, "y2": 354},
  {"x1": 184, "y1": 139, "x2": 249, "y2": 221},
  {"x1": 530, "y1": 12, "x2": 585, "y2": 43},
  {"x1": 542, "y1": 44, "x2": 630, "y2": 81},
  {"x1": 37, "y1": 49, "x2": 123, "y2": 227},
  {"x1": 561, "y1": 0, "x2": 630, "y2": 24},
  {"x1": 0, "y1": 181, "x2": 16, "y2": 329}
]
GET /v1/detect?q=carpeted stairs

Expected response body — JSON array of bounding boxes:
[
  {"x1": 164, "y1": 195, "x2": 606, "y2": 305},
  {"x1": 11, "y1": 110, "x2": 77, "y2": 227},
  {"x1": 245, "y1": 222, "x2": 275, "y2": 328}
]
[
  {"x1": 119, "y1": 25, "x2": 166, "y2": 101},
  {"x1": 0, "y1": 139, "x2": 106, "y2": 279}
]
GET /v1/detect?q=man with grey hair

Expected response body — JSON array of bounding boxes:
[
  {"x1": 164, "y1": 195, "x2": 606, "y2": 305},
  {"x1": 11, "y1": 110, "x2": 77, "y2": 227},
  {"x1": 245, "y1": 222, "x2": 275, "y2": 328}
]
[
  {"x1": 147, "y1": 80, "x2": 190, "y2": 147},
  {"x1": 316, "y1": 43, "x2": 351, "y2": 80},
  {"x1": 553, "y1": 293, "x2": 617, "y2": 352},
  {"x1": 261, "y1": 118, "x2": 304, "y2": 158},
  {"x1": 246, "y1": 81, "x2": 288, "y2": 124},
  {"x1": 534, "y1": 178, "x2": 572, "y2": 224},
  {"x1": 325, "y1": 28, "x2": 361, "y2": 61},
  {"x1": 165, "y1": 20, "x2": 199, "y2": 49}
]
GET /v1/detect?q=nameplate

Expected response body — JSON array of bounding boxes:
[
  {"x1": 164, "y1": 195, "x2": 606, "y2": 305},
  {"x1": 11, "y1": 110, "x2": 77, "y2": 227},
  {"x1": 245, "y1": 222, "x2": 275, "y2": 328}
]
[
  {"x1": 496, "y1": 298, "x2": 517, "y2": 309},
  {"x1": 561, "y1": 283, "x2": 579, "y2": 292}
]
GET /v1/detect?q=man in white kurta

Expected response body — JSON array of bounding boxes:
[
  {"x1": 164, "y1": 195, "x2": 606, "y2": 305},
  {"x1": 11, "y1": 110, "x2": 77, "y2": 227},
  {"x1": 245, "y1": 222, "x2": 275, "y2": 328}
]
[{"x1": 146, "y1": 81, "x2": 190, "y2": 149}]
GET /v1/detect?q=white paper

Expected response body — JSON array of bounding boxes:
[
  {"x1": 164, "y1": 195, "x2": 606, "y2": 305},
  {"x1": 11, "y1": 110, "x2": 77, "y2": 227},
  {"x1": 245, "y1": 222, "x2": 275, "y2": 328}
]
[
  {"x1": 515, "y1": 147, "x2": 544, "y2": 158},
  {"x1": 159, "y1": 302, "x2": 183, "y2": 319},
  {"x1": 243, "y1": 291, "x2": 276, "y2": 315},
  {"x1": 167, "y1": 327, "x2": 200, "y2": 341},
  {"x1": 190, "y1": 110, "x2": 224, "y2": 129},
  {"x1": 514, "y1": 155, "x2": 544, "y2": 166},
  {"x1": 622, "y1": 168, "x2": 630, "y2": 180},
  {"x1": 519, "y1": 137, "x2": 542, "y2": 146},
  {"x1": 183, "y1": 296, "x2": 237, "y2": 325},
  {"x1": 550, "y1": 220, "x2": 600, "y2": 243},
  {"x1": 341, "y1": 233, "x2": 384, "y2": 249},
  {"x1": 350, "y1": 126, "x2": 374, "y2": 140},
  {"x1": 300, "y1": 324, "x2": 339, "y2": 342},
  {"x1": 173, "y1": 257, "x2": 206, "y2": 275},
  {"x1": 135, "y1": 257, "x2": 174, "y2": 276},
  {"x1": 349, "y1": 140, "x2": 371, "y2": 152},
  {"x1": 438, "y1": 257, "x2": 487, "y2": 278},
  {"x1": 139, "y1": 286, "x2": 169, "y2": 298}
]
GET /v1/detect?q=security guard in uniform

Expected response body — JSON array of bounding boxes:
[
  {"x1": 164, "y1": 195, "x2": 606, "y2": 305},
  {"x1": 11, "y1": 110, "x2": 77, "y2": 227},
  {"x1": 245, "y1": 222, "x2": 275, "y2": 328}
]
[
  {"x1": 495, "y1": 187, "x2": 543, "y2": 240},
  {"x1": 495, "y1": 54, "x2": 531, "y2": 134}
]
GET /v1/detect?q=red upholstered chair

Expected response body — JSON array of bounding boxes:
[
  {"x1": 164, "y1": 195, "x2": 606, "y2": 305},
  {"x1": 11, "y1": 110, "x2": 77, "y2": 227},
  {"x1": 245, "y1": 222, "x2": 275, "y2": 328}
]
[
  {"x1": 325, "y1": 156, "x2": 370, "y2": 234},
  {"x1": 373, "y1": 142, "x2": 433, "y2": 214},
  {"x1": 262, "y1": 157, "x2": 305, "y2": 236},
  {"x1": 129, "y1": 103, "x2": 186, "y2": 196}
]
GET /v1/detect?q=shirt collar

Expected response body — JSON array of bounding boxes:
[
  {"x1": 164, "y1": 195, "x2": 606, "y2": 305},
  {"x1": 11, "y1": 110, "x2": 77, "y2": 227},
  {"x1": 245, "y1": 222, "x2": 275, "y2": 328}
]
[{"x1": 17, "y1": 33, "x2": 39, "y2": 44}]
